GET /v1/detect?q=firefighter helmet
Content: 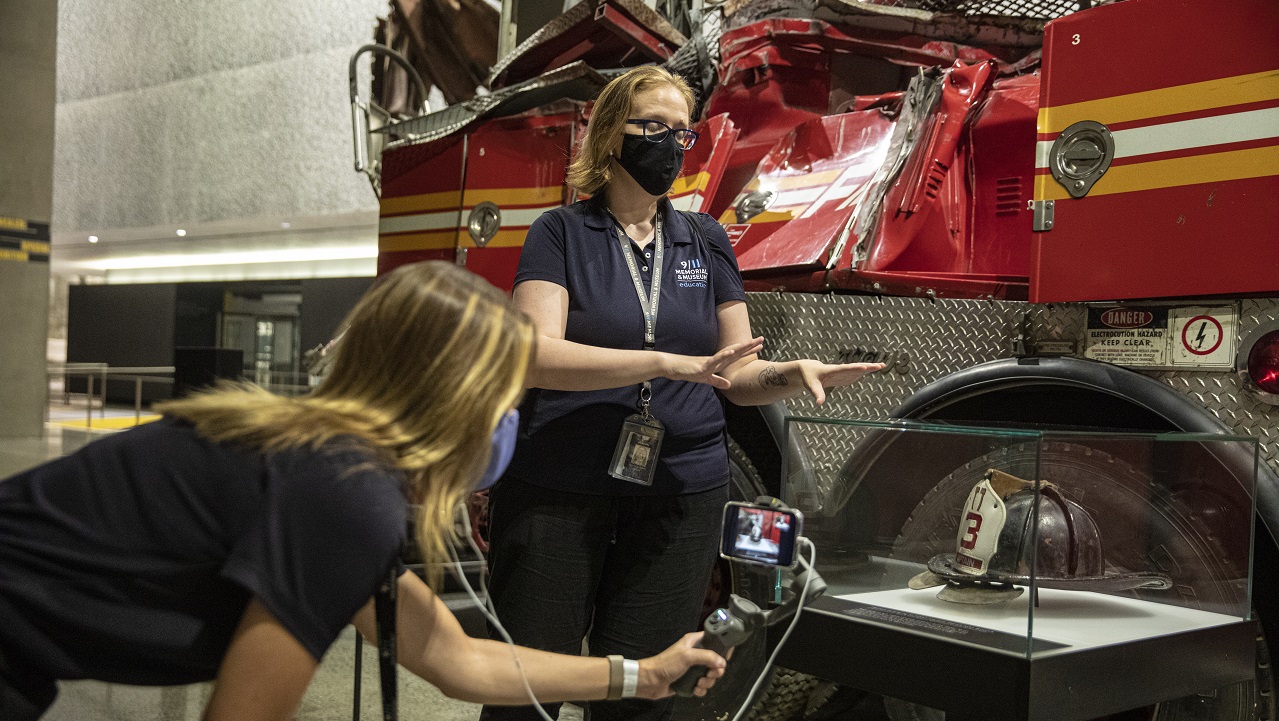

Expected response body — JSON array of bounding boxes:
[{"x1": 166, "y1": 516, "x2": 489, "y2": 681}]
[{"x1": 909, "y1": 469, "x2": 1172, "y2": 604}]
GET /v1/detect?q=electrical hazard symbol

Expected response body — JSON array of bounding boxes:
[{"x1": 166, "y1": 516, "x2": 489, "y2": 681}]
[
  {"x1": 1171, "y1": 307, "x2": 1235, "y2": 367},
  {"x1": 1181, "y1": 316, "x2": 1223, "y2": 356}
]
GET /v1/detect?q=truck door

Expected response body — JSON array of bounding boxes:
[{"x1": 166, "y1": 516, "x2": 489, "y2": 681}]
[
  {"x1": 458, "y1": 114, "x2": 577, "y2": 292},
  {"x1": 1030, "y1": 0, "x2": 1279, "y2": 303},
  {"x1": 377, "y1": 136, "x2": 466, "y2": 277}
]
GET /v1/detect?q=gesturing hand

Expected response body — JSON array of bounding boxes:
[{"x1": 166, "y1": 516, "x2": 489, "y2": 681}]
[
  {"x1": 795, "y1": 360, "x2": 886, "y2": 405},
  {"x1": 663, "y1": 336, "x2": 765, "y2": 389}
]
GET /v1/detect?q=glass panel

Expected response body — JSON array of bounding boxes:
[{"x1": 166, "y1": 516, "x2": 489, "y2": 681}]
[
  {"x1": 785, "y1": 418, "x2": 1043, "y2": 656},
  {"x1": 782, "y1": 418, "x2": 1256, "y2": 660}
]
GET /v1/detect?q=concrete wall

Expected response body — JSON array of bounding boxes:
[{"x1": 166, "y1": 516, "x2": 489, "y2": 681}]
[
  {"x1": 0, "y1": 0, "x2": 58, "y2": 438},
  {"x1": 53, "y1": 0, "x2": 386, "y2": 234}
]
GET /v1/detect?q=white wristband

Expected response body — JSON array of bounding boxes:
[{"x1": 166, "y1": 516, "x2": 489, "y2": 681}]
[{"x1": 621, "y1": 658, "x2": 639, "y2": 698}]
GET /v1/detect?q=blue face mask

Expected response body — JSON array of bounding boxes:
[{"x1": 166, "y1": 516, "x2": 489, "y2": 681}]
[{"x1": 477, "y1": 409, "x2": 519, "y2": 491}]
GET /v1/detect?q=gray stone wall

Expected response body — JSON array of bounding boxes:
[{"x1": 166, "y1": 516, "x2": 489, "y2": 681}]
[
  {"x1": 53, "y1": 0, "x2": 387, "y2": 234},
  {"x1": 0, "y1": 0, "x2": 57, "y2": 438}
]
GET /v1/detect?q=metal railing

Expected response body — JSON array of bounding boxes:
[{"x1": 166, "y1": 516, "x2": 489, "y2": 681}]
[
  {"x1": 248, "y1": 369, "x2": 318, "y2": 398},
  {"x1": 49, "y1": 363, "x2": 175, "y2": 429},
  {"x1": 49, "y1": 365, "x2": 321, "y2": 429}
]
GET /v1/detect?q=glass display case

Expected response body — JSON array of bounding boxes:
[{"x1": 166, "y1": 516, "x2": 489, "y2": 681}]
[{"x1": 772, "y1": 418, "x2": 1258, "y2": 721}]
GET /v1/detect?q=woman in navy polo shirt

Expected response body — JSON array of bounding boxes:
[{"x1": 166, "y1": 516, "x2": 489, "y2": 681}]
[{"x1": 483, "y1": 66, "x2": 884, "y2": 721}]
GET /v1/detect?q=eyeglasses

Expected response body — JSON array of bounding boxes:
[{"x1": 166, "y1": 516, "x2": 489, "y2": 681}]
[{"x1": 625, "y1": 119, "x2": 700, "y2": 150}]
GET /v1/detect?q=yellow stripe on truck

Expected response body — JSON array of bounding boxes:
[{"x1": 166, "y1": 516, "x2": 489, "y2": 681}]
[
  {"x1": 1038, "y1": 69, "x2": 1279, "y2": 135},
  {"x1": 1034, "y1": 143, "x2": 1279, "y2": 201},
  {"x1": 670, "y1": 171, "x2": 710, "y2": 196},
  {"x1": 380, "y1": 190, "x2": 463, "y2": 216},
  {"x1": 378, "y1": 229, "x2": 457, "y2": 252},
  {"x1": 457, "y1": 229, "x2": 529, "y2": 249},
  {"x1": 463, "y1": 186, "x2": 564, "y2": 207},
  {"x1": 385, "y1": 187, "x2": 564, "y2": 219}
]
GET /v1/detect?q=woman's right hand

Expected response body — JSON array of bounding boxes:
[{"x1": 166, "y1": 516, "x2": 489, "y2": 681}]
[{"x1": 662, "y1": 336, "x2": 764, "y2": 389}]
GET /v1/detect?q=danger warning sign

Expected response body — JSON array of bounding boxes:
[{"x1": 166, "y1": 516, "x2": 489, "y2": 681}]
[
  {"x1": 1084, "y1": 305, "x2": 1236, "y2": 370},
  {"x1": 1084, "y1": 307, "x2": 1168, "y2": 366}
]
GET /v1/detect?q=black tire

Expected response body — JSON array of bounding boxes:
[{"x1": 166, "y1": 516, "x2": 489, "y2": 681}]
[{"x1": 886, "y1": 441, "x2": 1275, "y2": 721}]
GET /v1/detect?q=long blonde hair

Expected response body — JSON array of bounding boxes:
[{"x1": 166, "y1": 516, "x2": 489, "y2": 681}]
[
  {"x1": 567, "y1": 65, "x2": 695, "y2": 195},
  {"x1": 156, "y1": 261, "x2": 535, "y2": 587}
]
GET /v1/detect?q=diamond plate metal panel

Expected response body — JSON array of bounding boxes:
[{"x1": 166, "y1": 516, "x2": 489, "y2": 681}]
[
  {"x1": 489, "y1": 0, "x2": 686, "y2": 88},
  {"x1": 1151, "y1": 298, "x2": 1279, "y2": 467},
  {"x1": 1023, "y1": 302, "x2": 1087, "y2": 349},
  {"x1": 748, "y1": 293, "x2": 1023, "y2": 504},
  {"x1": 747, "y1": 293, "x2": 1279, "y2": 507}
]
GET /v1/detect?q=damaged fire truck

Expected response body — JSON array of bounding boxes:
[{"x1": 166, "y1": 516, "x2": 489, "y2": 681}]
[{"x1": 350, "y1": 0, "x2": 1278, "y2": 719}]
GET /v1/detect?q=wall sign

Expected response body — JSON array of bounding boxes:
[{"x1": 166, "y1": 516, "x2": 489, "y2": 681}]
[{"x1": 0, "y1": 217, "x2": 50, "y2": 264}]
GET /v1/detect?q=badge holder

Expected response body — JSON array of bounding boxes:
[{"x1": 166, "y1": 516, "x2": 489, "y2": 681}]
[{"x1": 609, "y1": 383, "x2": 664, "y2": 486}]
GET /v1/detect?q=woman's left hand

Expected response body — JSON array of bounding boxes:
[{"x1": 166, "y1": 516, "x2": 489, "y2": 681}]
[
  {"x1": 637, "y1": 632, "x2": 728, "y2": 699},
  {"x1": 795, "y1": 360, "x2": 885, "y2": 405}
]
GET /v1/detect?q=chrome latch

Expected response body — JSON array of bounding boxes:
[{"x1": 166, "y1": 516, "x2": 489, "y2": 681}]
[
  {"x1": 467, "y1": 201, "x2": 501, "y2": 247},
  {"x1": 1049, "y1": 120, "x2": 1115, "y2": 198},
  {"x1": 734, "y1": 189, "x2": 776, "y2": 224},
  {"x1": 1030, "y1": 199, "x2": 1055, "y2": 232}
]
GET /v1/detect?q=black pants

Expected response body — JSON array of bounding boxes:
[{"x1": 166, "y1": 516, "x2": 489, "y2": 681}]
[
  {"x1": 480, "y1": 478, "x2": 728, "y2": 721},
  {"x1": 0, "y1": 645, "x2": 55, "y2": 721}
]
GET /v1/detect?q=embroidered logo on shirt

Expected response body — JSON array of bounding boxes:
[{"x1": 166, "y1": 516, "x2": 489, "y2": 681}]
[{"x1": 676, "y1": 258, "x2": 708, "y2": 288}]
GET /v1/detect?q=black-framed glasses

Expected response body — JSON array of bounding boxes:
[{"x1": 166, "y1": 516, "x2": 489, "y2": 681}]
[{"x1": 625, "y1": 119, "x2": 700, "y2": 150}]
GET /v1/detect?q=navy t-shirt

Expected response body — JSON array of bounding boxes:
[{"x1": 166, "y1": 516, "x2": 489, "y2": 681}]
[
  {"x1": 509, "y1": 196, "x2": 747, "y2": 496},
  {"x1": 0, "y1": 417, "x2": 407, "y2": 685}
]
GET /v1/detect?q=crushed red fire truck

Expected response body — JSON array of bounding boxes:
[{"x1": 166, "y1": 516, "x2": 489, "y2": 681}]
[{"x1": 351, "y1": 0, "x2": 1278, "y2": 718}]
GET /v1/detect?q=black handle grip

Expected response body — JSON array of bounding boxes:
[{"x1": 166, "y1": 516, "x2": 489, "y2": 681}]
[{"x1": 672, "y1": 629, "x2": 733, "y2": 697}]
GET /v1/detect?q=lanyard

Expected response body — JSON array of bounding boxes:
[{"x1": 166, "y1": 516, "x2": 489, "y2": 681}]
[{"x1": 611, "y1": 211, "x2": 663, "y2": 351}]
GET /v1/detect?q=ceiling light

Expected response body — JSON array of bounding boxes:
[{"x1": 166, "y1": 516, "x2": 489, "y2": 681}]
[
  {"x1": 280, "y1": 222, "x2": 290, "y2": 229},
  {"x1": 86, "y1": 245, "x2": 378, "y2": 270},
  {"x1": 88, "y1": 235, "x2": 98, "y2": 243},
  {"x1": 175, "y1": 229, "x2": 187, "y2": 236}
]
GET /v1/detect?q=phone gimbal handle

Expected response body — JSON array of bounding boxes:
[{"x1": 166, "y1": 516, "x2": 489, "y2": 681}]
[
  {"x1": 671, "y1": 542, "x2": 825, "y2": 697},
  {"x1": 671, "y1": 596, "x2": 763, "y2": 696}
]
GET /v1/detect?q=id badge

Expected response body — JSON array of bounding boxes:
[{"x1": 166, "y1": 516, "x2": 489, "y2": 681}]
[{"x1": 608, "y1": 414, "x2": 665, "y2": 486}]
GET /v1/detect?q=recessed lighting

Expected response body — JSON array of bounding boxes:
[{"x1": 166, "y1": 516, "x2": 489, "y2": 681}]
[
  {"x1": 280, "y1": 222, "x2": 290, "y2": 229},
  {"x1": 175, "y1": 229, "x2": 187, "y2": 236},
  {"x1": 87, "y1": 245, "x2": 378, "y2": 270},
  {"x1": 88, "y1": 235, "x2": 99, "y2": 243}
]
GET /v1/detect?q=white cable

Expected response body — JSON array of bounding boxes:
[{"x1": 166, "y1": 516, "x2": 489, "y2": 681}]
[
  {"x1": 727, "y1": 537, "x2": 818, "y2": 721},
  {"x1": 448, "y1": 504, "x2": 815, "y2": 721},
  {"x1": 449, "y1": 505, "x2": 558, "y2": 721}
]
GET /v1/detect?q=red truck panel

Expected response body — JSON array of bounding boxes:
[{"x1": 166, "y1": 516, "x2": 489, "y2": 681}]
[
  {"x1": 458, "y1": 115, "x2": 577, "y2": 292},
  {"x1": 377, "y1": 136, "x2": 465, "y2": 276},
  {"x1": 1030, "y1": 0, "x2": 1279, "y2": 303}
]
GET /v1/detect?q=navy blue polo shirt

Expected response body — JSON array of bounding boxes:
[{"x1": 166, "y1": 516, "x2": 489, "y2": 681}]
[{"x1": 508, "y1": 195, "x2": 747, "y2": 496}]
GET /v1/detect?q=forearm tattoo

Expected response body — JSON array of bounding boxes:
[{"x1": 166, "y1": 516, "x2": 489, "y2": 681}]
[{"x1": 759, "y1": 365, "x2": 788, "y2": 388}]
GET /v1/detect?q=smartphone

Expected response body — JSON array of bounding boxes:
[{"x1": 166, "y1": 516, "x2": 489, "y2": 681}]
[{"x1": 719, "y1": 501, "x2": 803, "y2": 568}]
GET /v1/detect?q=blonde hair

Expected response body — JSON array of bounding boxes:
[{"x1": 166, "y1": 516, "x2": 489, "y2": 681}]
[
  {"x1": 156, "y1": 261, "x2": 534, "y2": 588},
  {"x1": 567, "y1": 66, "x2": 695, "y2": 195}
]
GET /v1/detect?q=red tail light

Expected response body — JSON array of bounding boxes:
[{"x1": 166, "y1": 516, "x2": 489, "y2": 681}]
[{"x1": 1247, "y1": 330, "x2": 1279, "y2": 395}]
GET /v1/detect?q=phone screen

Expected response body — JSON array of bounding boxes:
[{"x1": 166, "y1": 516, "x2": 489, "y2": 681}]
[{"x1": 719, "y1": 502, "x2": 802, "y2": 567}]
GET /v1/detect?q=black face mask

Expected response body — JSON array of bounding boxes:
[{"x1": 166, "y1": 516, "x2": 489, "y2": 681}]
[{"x1": 617, "y1": 133, "x2": 685, "y2": 196}]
